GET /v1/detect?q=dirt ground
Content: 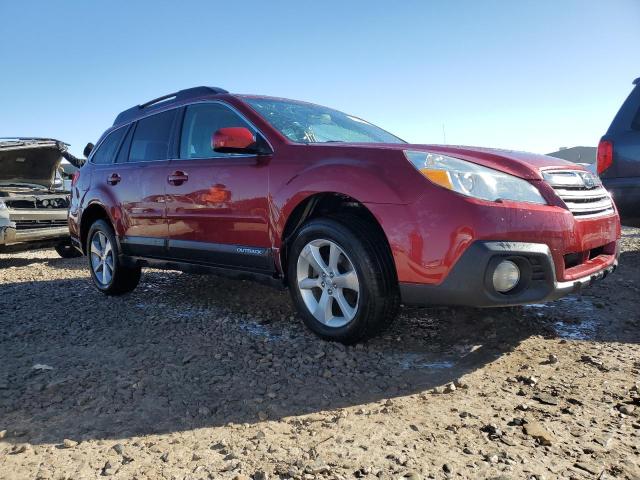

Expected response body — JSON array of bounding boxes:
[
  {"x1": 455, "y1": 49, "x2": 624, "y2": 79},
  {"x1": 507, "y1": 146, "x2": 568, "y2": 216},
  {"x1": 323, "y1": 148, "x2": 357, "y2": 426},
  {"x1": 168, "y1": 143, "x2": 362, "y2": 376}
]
[{"x1": 0, "y1": 228, "x2": 639, "y2": 480}]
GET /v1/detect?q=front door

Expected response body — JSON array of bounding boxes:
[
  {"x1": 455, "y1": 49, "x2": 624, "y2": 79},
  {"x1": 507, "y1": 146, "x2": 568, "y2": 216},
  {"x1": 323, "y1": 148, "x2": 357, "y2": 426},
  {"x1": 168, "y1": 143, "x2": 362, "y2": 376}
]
[{"x1": 165, "y1": 102, "x2": 272, "y2": 271}]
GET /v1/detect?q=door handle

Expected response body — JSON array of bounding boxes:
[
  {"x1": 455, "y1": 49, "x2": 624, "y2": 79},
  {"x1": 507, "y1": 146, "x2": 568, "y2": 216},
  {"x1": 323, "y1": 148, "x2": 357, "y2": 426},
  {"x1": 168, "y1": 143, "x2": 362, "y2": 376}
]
[
  {"x1": 107, "y1": 173, "x2": 121, "y2": 185},
  {"x1": 168, "y1": 171, "x2": 188, "y2": 186}
]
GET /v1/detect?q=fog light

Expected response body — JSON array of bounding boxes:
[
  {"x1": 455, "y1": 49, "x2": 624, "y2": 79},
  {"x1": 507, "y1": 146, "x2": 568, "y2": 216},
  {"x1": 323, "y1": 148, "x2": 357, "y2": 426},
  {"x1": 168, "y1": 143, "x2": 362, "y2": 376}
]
[{"x1": 492, "y1": 260, "x2": 520, "y2": 293}]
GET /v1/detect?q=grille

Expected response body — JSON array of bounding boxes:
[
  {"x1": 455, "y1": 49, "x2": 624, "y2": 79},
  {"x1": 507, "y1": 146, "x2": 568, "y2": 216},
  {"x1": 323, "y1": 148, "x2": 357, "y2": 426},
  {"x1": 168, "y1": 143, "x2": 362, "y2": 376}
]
[
  {"x1": 5, "y1": 197, "x2": 69, "y2": 209},
  {"x1": 14, "y1": 219, "x2": 68, "y2": 230},
  {"x1": 542, "y1": 170, "x2": 614, "y2": 218}
]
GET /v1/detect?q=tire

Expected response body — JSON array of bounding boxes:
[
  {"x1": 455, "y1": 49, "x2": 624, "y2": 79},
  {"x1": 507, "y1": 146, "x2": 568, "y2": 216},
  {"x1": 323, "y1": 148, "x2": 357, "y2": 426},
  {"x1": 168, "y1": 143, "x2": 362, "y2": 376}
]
[
  {"x1": 287, "y1": 215, "x2": 400, "y2": 344},
  {"x1": 55, "y1": 241, "x2": 82, "y2": 258},
  {"x1": 86, "y1": 219, "x2": 141, "y2": 295}
]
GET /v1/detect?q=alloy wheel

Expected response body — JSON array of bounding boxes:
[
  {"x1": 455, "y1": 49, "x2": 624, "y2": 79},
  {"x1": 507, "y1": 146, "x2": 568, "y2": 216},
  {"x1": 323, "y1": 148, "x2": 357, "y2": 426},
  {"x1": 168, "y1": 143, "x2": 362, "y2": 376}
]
[
  {"x1": 90, "y1": 231, "x2": 114, "y2": 286},
  {"x1": 296, "y1": 238, "x2": 360, "y2": 328}
]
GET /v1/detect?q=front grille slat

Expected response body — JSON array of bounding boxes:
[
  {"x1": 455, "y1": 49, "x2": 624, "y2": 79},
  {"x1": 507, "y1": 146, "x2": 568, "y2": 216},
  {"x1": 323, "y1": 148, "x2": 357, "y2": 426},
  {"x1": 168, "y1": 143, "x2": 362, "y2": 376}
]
[
  {"x1": 543, "y1": 170, "x2": 614, "y2": 218},
  {"x1": 15, "y1": 220, "x2": 68, "y2": 230}
]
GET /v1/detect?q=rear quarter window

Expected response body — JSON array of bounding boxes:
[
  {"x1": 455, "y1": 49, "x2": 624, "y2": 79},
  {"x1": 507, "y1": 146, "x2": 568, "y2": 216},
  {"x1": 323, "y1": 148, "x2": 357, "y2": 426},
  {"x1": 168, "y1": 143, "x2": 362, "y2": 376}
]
[
  {"x1": 129, "y1": 109, "x2": 177, "y2": 162},
  {"x1": 91, "y1": 127, "x2": 127, "y2": 165}
]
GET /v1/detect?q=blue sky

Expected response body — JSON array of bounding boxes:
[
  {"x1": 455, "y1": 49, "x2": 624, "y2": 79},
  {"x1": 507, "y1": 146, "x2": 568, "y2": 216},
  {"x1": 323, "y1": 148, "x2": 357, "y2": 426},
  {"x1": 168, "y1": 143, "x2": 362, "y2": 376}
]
[{"x1": 1, "y1": 0, "x2": 638, "y2": 156}]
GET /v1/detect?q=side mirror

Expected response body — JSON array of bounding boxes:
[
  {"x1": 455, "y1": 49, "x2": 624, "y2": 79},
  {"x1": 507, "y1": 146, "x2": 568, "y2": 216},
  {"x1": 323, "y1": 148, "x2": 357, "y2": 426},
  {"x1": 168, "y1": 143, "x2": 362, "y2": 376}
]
[
  {"x1": 83, "y1": 142, "x2": 94, "y2": 158},
  {"x1": 212, "y1": 127, "x2": 268, "y2": 154}
]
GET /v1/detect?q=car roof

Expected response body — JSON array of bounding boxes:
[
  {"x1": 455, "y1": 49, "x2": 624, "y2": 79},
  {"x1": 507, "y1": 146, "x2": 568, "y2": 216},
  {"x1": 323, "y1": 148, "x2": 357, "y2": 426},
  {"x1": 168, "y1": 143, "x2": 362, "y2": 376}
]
[{"x1": 112, "y1": 86, "x2": 229, "y2": 128}]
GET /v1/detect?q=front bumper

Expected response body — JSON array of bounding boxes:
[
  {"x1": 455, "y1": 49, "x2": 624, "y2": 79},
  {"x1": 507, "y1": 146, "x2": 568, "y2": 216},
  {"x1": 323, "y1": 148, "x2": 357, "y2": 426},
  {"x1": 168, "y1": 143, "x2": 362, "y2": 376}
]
[
  {"x1": 399, "y1": 241, "x2": 618, "y2": 307},
  {"x1": 0, "y1": 221, "x2": 69, "y2": 250}
]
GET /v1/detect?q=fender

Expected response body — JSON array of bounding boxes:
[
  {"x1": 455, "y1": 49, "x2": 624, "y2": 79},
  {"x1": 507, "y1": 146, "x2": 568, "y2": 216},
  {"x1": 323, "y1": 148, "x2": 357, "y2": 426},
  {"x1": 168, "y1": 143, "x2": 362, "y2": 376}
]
[{"x1": 271, "y1": 156, "x2": 420, "y2": 249}]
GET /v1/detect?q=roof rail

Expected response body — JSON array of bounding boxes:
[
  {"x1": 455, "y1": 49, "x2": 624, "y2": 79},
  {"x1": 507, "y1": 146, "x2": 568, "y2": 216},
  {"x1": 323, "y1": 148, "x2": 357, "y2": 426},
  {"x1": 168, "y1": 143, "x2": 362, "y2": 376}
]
[{"x1": 113, "y1": 86, "x2": 228, "y2": 126}]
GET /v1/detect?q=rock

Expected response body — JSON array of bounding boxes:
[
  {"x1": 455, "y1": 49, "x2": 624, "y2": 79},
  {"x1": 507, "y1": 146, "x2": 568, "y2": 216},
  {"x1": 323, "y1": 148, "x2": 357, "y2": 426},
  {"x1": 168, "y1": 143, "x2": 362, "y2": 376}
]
[
  {"x1": 32, "y1": 364, "x2": 54, "y2": 371},
  {"x1": 10, "y1": 444, "x2": 30, "y2": 455},
  {"x1": 102, "y1": 460, "x2": 117, "y2": 476},
  {"x1": 160, "y1": 451, "x2": 170, "y2": 462},
  {"x1": 500, "y1": 436, "x2": 517, "y2": 447},
  {"x1": 484, "y1": 452, "x2": 500, "y2": 464},
  {"x1": 533, "y1": 393, "x2": 559, "y2": 406},
  {"x1": 232, "y1": 476, "x2": 251, "y2": 480},
  {"x1": 258, "y1": 411, "x2": 268, "y2": 421},
  {"x1": 517, "y1": 375, "x2": 538, "y2": 386},
  {"x1": 523, "y1": 421, "x2": 554, "y2": 446},
  {"x1": 221, "y1": 462, "x2": 239, "y2": 472},
  {"x1": 253, "y1": 470, "x2": 269, "y2": 480},
  {"x1": 481, "y1": 424, "x2": 502, "y2": 439},
  {"x1": 580, "y1": 355, "x2": 608, "y2": 371},
  {"x1": 453, "y1": 378, "x2": 469, "y2": 389},
  {"x1": 442, "y1": 463, "x2": 452, "y2": 474},
  {"x1": 546, "y1": 354, "x2": 559, "y2": 364},
  {"x1": 443, "y1": 382, "x2": 456, "y2": 393},
  {"x1": 404, "y1": 471, "x2": 421, "y2": 480},
  {"x1": 574, "y1": 462, "x2": 601, "y2": 475},
  {"x1": 619, "y1": 404, "x2": 635, "y2": 415},
  {"x1": 594, "y1": 435, "x2": 613, "y2": 448},
  {"x1": 62, "y1": 438, "x2": 78, "y2": 448},
  {"x1": 0, "y1": 430, "x2": 6, "y2": 439},
  {"x1": 198, "y1": 406, "x2": 211, "y2": 416},
  {"x1": 112, "y1": 443, "x2": 125, "y2": 455}
]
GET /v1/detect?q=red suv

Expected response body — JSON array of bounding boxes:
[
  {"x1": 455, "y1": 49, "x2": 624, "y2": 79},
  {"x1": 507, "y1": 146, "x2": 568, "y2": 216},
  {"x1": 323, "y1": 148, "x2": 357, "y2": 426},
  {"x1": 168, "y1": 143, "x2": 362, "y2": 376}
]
[{"x1": 69, "y1": 86, "x2": 621, "y2": 343}]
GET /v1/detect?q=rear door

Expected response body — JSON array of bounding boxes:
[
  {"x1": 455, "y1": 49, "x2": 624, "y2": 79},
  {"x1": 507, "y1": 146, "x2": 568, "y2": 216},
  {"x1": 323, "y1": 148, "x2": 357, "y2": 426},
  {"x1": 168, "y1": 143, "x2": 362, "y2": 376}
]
[
  {"x1": 165, "y1": 102, "x2": 272, "y2": 271},
  {"x1": 105, "y1": 109, "x2": 179, "y2": 257}
]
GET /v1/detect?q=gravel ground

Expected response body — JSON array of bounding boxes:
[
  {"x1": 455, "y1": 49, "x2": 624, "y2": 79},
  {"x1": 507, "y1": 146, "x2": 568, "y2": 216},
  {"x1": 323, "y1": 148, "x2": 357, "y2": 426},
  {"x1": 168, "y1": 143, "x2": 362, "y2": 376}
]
[{"x1": 0, "y1": 228, "x2": 639, "y2": 480}]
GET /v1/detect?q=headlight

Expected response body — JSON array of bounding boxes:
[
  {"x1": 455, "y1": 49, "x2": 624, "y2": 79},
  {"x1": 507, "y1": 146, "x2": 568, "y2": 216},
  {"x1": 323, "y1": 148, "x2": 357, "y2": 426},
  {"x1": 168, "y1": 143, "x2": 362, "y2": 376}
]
[{"x1": 404, "y1": 151, "x2": 547, "y2": 205}]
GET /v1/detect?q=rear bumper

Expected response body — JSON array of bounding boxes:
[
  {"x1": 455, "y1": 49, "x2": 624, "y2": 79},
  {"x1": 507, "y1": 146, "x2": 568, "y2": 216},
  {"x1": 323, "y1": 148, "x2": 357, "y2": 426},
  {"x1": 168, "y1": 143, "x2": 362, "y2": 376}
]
[{"x1": 399, "y1": 240, "x2": 618, "y2": 307}]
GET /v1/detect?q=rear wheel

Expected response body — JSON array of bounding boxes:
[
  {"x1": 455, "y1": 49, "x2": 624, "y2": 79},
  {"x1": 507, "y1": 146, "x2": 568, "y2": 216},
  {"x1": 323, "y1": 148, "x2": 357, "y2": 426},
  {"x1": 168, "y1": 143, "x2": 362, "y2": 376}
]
[
  {"x1": 87, "y1": 220, "x2": 141, "y2": 295},
  {"x1": 287, "y1": 216, "x2": 399, "y2": 344}
]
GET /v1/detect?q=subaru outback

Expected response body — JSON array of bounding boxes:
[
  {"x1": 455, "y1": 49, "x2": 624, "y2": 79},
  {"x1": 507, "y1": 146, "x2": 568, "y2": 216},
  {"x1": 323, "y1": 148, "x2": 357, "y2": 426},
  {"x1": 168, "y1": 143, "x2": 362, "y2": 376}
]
[{"x1": 69, "y1": 87, "x2": 621, "y2": 343}]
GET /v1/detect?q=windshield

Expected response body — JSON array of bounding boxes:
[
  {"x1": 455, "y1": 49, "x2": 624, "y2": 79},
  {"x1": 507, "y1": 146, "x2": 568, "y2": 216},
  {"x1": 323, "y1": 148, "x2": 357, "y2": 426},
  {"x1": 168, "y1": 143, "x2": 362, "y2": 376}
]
[{"x1": 242, "y1": 97, "x2": 405, "y2": 144}]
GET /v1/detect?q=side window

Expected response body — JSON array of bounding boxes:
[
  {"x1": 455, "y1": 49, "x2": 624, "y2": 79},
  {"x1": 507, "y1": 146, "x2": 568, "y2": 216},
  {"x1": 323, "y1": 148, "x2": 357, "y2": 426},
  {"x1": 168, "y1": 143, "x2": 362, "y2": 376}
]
[
  {"x1": 179, "y1": 103, "x2": 254, "y2": 159},
  {"x1": 116, "y1": 124, "x2": 134, "y2": 163},
  {"x1": 129, "y1": 109, "x2": 177, "y2": 162},
  {"x1": 91, "y1": 127, "x2": 127, "y2": 165}
]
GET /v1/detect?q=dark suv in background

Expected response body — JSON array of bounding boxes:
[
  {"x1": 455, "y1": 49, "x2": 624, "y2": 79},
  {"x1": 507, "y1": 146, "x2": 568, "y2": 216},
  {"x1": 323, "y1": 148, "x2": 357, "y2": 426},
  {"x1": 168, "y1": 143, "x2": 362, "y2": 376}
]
[{"x1": 598, "y1": 77, "x2": 640, "y2": 226}]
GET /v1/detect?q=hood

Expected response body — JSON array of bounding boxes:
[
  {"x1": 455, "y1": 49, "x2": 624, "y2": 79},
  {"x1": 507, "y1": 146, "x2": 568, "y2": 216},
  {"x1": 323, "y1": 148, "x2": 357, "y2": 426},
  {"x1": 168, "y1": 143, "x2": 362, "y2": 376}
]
[
  {"x1": 413, "y1": 145, "x2": 586, "y2": 180},
  {"x1": 322, "y1": 143, "x2": 585, "y2": 180},
  {"x1": 0, "y1": 138, "x2": 64, "y2": 189}
]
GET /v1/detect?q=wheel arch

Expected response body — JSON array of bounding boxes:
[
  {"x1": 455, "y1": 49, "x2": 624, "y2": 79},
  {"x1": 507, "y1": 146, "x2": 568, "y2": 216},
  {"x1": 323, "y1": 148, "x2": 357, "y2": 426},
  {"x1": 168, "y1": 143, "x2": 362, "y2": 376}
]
[
  {"x1": 278, "y1": 192, "x2": 396, "y2": 285},
  {"x1": 79, "y1": 202, "x2": 112, "y2": 254}
]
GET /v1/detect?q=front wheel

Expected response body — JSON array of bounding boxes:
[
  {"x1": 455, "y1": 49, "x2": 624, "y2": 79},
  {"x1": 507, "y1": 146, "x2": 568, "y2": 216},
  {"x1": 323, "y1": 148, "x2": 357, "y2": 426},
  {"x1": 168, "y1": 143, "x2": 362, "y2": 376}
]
[
  {"x1": 87, "y1": 220, "x2": 141, "y2": 295},
  {"x1": 287, "y1": 216, "x2": 399, "y2": 344}
]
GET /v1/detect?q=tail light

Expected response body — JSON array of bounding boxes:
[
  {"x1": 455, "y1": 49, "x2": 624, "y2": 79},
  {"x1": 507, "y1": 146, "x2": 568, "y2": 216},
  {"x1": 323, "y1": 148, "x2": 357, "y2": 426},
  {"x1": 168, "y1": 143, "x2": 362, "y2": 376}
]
[
  {"x1": 597, "y1": 139, "x2": 613, "y2": 174},
  {"x1": 71, "y1": 170, "x2": 81, "y2": 187}
]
